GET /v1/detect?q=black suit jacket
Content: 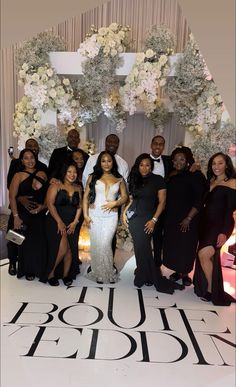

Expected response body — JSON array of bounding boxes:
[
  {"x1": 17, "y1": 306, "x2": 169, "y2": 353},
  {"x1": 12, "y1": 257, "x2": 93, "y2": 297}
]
[
  {"x1": 48, "y1": 146, "x2": 89, "y2": 179},
  {"x1": 7, "y1": 158, "x2": 48, "y2": 189},
  {"x1": 161, "y1": 155, "x2": 173, "y2": 179}
]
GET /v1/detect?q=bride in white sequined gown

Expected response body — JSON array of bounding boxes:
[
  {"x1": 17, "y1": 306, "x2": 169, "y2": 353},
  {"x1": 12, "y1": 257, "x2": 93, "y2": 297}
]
[{"x1": 83, "y1": 151, "x2": 128, "y2": 284}]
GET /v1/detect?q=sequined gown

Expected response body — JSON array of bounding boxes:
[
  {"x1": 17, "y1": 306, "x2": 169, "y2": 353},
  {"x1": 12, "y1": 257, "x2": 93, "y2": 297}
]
[{"x1": 87, "y1": 179, "x2": 121, "y2": 283}]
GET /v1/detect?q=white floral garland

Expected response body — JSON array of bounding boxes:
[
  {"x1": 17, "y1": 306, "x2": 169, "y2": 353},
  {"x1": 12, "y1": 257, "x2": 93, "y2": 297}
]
[{"x1": 120, "y1": 49, "x2": 169, "y2": 121}]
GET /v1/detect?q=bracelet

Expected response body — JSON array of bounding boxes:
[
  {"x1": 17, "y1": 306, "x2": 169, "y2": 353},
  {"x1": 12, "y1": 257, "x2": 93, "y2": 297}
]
[
  {"x1": 13, "y1": 213, "x2": 19, "y2": 217},
  {"x1": 186, "y1": 216, "x2": 192, "y2": 221},
  {"x1": 152, "y1": 217, "x2": 158, "y2": 223}
]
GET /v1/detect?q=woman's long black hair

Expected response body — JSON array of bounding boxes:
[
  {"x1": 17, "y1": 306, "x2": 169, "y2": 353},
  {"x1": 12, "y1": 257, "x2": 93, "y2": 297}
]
[
  {"x1": 128, "y1": 153, "x2": 154, "y2": 196},
  {"x1": 207, "y1": 152, "x2": 236, "y2": 181},
  {"x1": 88, "y1": 151, "x2": 121, "y2": 204}
]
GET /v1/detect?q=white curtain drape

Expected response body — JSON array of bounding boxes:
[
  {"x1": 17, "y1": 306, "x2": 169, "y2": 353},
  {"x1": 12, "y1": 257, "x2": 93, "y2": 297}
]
[{"x1": 0, "y1": 0, "x2": 190, "y2": 212}]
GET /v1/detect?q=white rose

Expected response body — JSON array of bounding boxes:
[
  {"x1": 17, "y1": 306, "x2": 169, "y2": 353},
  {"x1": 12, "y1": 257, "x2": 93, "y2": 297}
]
[
  {"x1": 22, "y1": 63, "x2": 29, "y2": 71},
  {"x1": 109, "y1": 23, "x2": 118, "y2": 32},
  {"x1": 145, "y1": 49, "x2": 155, "y2": 59},
  {"x1": 49, "y1": 89, "x2": 57, "y2": 98},
  {"x1": 159, "y1": 55, "x2": 168, "y2": 66},
  {"x1": 48, "y1": 80, "x2": 56, "y2": 87},
  {"x1": 97, "y1": 36, "x2": 105, "y2": 45},
  {"x1": 19, "y1": 70, "x2": 26, "y2": 78},
  {"x1": 136, "y1": 85, "x2": 144, "y2": 95},
  {"x1": 41, "y1": 74, "x2": 48, "y2": 82},
  {"x1": 62, "y1": 78, "x2": 70, "y2": 86},
  {"x1": 118, "y1": 30, "x2": 125, "y2": 39},
  {"x1": 136, "y1": 52, "x2": 145, "y2": 64},
  {"x1": 19, "y1": 124, "x2": 26, "y2": 131},
  {"x1": 117, "y1": 45, "x2": 123, "y2": 53},
  {"x1": 18, "y1": 79, "x2": 24, "y2": 86},
  {"x1": 33, "y1": 113, "x2": 40, "y2": 120},
  {"x1": 132, "y1": 68, "x2": 139, "y2": 77},
  {"x1": 46, "y1": 68, "x2": 54, "y2": 77},
  {"x1": 98, "y1": 27, "x2": 108, "y2": 36},
  {"x1": 32, "y1": 73, "x2": 40, "y2": 83}
]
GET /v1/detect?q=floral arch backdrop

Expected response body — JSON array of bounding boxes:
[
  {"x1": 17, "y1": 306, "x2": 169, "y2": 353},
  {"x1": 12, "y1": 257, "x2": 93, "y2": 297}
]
[{"x1": 14, "y1": 24, "x2": 235, "y2": 169}]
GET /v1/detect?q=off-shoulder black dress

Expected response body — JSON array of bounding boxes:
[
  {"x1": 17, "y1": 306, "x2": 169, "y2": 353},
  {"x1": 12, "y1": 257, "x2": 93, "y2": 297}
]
[{"x1": 193, "y1": 185, "x2": 236, "y2": 306}]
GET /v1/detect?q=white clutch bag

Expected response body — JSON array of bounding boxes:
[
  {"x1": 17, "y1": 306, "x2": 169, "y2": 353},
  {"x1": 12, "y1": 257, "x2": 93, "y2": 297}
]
[{"x1": 6, "y1": 229, "x2": 25, "y2": 245}]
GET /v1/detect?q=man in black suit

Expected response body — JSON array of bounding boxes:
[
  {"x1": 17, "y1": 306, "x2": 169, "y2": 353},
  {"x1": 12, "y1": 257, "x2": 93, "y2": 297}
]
[
  {"x1": 7, "y1": 138, "x2": 48, "y2": 275},
  {"x1": 48, "y1": 129, "x2": 89, "y2": 179},
  {"x1": 149, "y1": 135, "x2": 171, "y2": 269}
]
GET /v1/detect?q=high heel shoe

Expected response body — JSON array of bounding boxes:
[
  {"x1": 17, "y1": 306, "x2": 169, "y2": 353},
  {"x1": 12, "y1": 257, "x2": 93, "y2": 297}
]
[
  {"x1": 63, "y1": 277, "x2": 73, "y2": 286},
  {"x1": 8, "y1": 262, "x2": 17, "y2": 276},
  {"x1": 48, "y1": 277, "x2": 59, "y2": 286},
  {"x1": 200, "y1": 291, "x2": 212, "y2": 302}
]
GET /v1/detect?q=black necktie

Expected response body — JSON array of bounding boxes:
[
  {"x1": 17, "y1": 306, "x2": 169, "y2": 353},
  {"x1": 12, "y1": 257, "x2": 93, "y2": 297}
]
[{"x1": 153, "y1": 158, "x2": 161, "y2": 163}]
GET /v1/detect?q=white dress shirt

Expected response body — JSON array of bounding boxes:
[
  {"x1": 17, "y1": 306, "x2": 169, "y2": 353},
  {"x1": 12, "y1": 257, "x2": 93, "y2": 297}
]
[
  {"x1": 82, "y1": 153, "x2": 129, "y2": 188},
  {"x1": 150, "y1": 154, "x2": 165, "y2": 178}
]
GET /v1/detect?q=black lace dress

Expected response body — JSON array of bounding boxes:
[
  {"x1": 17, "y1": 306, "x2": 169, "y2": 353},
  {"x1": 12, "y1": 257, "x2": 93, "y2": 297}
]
[
  {"x1": 8, "y1": 171, "x2": 48, "y2": 279},
  {"x1": 44, "y1": 189, "x2": 82, "y2": 280},
  {"x1": 193, "y1": 185, "x2": 236, "y2": 305}
]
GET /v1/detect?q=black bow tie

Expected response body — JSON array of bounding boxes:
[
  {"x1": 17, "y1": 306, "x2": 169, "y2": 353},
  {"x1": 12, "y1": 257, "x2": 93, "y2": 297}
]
[{"x1": 153, "y1": 158, "x2": 161, "y2": 162}]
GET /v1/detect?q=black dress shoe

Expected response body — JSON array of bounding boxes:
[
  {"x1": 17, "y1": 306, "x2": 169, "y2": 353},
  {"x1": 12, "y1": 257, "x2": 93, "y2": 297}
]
[
  {"x1": 182, "y1": 276, "x2": 192, "y2": 286},
  {"x1": 48, "y1": 277, "x2": 59, "y2": 286},
  {"x1": 26, "y1": 274, "x2": 35, "y2": 281},
  {"x1": 8, "y1": 262, "x2": 17, "y2": 276},
  {"x1": 169, "y1": 272, "x2": 182, "y2": 282}
]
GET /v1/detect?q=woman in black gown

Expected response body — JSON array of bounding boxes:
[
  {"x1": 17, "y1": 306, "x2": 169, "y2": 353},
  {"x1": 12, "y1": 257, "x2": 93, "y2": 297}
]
[
  {"x1": 45, "y1": 163, "x2": 82, "y2": 286},
  {"x1": 9, "y1": 148, "x2": 48, "y2": 280},
  {"x1": 163, "y1": 147, "x2": 207, "y2": 286},
  {"x1": 193, "y1": 152, "x2": 236, "y2": 305},
  {"x1": 123, "y1": 153, "x2": 184, "y2": 294}
]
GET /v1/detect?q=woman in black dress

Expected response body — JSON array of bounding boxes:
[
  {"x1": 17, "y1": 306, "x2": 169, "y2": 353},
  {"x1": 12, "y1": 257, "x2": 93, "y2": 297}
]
[
  {"x1": 194, "y1": 152, "x2": 236, "y2": 305},
  {"x1": 123, "y1": 153, "x2": 184, "y2": 294},
  {"x1": 45, "y1": 162, "x2": 82, "y2": 286},
  {"x1": 163, "y1": 147, "x2": 207, "y2": 286},
  {"x1": 9, "y1": 148, "x2": 48, "y2": 280}
]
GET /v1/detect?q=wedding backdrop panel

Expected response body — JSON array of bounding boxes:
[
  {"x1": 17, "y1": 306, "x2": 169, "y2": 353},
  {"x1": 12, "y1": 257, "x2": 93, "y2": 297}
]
[{"x1": 1, "y1": 0, "x2": 190, "y2": 211}]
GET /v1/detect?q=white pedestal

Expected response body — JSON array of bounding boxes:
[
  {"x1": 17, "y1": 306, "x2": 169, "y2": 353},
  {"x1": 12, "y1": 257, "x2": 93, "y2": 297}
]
[{"x1": 49, "y1": 52, "x2": 182, "y2": 76}]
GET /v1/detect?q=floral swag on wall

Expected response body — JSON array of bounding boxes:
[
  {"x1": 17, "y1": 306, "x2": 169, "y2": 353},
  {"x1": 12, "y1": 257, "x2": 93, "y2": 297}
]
[{"x1": 14, "y1": 26, "x2": 234, "y2": 163}]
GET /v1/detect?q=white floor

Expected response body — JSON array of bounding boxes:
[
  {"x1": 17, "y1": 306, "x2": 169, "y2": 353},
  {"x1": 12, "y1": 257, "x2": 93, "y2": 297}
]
[{"x1": 1, "y1": 252, "x2": 235, "y2": 387}]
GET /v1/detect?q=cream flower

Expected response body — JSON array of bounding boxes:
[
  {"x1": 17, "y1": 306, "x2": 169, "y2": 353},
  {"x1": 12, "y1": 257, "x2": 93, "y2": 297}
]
[
  {"x1": 109, "y1": 23, "x2": 119, "y2": 32},
  {"x1": 136, "y1": 52, "x2": 145, "y2": 64},
  {"x1": 98, "y1": 27, "x2": 108, "y2": 36},
  {"x1": 22, "y1": 63, "x2": 29, "y2": 71},
  {"x1": 145, "y1": 49, "x2": 155, "y2": 59},
  {"x1": 49, "y1": 89, "x2": 57, "y2": 98},
  {"x1": 46, "y1": 68, "x2": 54, "y2": 77},
  {"x1": 62, "y1": 78, "x2": 70, "y2": 86},
  {"x1": 159, "y1": 55, "x2": 168, "y2": 65}
]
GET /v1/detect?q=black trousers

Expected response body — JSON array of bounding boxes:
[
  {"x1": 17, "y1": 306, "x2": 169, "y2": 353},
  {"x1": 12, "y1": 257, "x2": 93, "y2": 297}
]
[{"x1": 152, "y1": 212, "x2": 165, "y2": 267}]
